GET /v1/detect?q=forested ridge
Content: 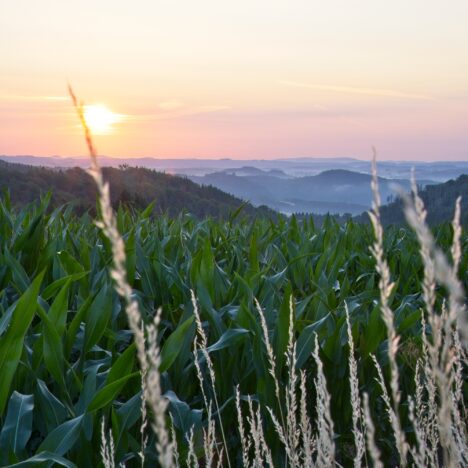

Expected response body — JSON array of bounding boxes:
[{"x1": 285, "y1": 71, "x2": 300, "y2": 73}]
[
  {"x1": 352, "y1": 174, "x2": 468, "y2": 225},
  {"x1": 0, "y1": 160, "x2": 275, "y2": 219},
  {"x1": 0, "y1": 159, "x2": 465, "y2": 225}
]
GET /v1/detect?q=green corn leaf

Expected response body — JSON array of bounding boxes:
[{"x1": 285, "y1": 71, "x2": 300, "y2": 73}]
[
  {"x1": 0, "y1": 271, "x2": 44, "y2": 415},
  {"x1": 206, "y1": 328, "x2": 250, "y2": 353},
  {"x1": 113, "y1": 392, "x2": 143, "y2": 448},
  {"x1": 35, "y1": 380, "x2": 67, "y2": 432},
  {"x1": 7, "y1": 451, "x2": 77, "y2": 468},
  {"x1": 274, "y1": 285, "x2": 292, "y2": 370},
  {"x1": 88, "y1": 372, "x2": 139, "y2": 412},
  {"x1": 296, "y1": 313, "x2": 333, "y2": 368},
  {"x1": 0, "y1": 391, "x2": 34, "y2": 459},
  {"x1": 107, "y1": 342, "x2": 136, "y2": 384},
  {"x1": 139, "y1": 201, "x2": 156, "y2": 219},
  {"x1": 125, "y1": 229, "x2": 136, "y2": 286},
  {"x1": 3, "y1": 248, "x2": 30, "y2": 293},
  {"x1": 38, "y1": 415, "x2": 84, "y2": 456},
  {"x1": 164, "y1": 390, "x2": 203, "y2": 434},
  {"x1": 65, "y1": 294, "x2": 93, "y2": 358},
  {"x1": 0, "y1": 302, "x2": 16, "y2": 338},
  {"x1": 160, "y1": 316, "x2": 194, "y2": 372},
  {"x1": 13, "y1": 205, "x2": 47, "y2": 254},
  {"x1": 362, "y1": 304, "x2": 386, "y2": 355},
  {"x1": 57, "y1": 251, "x2": 84, "y2": 275},
  {"x1": 47, "y1": 279, "x2": 71, "y2": 336},
  {"x1": 41, "y1": 271, "x2": 88, "y2": 301},
  {"x1": 82, "y1": 285, "x2": 113, "y2": 355},
  {"x1": 36, "y1": 305, "x2": 65, "y2": 388}
]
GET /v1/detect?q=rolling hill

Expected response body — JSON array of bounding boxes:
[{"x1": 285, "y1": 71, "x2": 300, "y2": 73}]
[
  {"x1": 190, "y1": 168, "x2": 435, "y2": 215},
  {"x1": 0, "y1": 160, "x2": 275, "y2": 219}
]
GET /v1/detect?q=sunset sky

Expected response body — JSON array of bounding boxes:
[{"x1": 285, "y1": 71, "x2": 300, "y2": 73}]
[{"x1": 1, "y1": 0, "x2": 467, "y2": 161}]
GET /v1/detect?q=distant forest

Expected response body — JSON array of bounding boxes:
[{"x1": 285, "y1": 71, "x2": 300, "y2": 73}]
[
  {"x1": 374, "y1": 175, "x2": 467, "y2": 226},
  {"x1": 0, "y1": 160, "x2": 465, "y2": 225},
  {"x1": 0, "y1": 161, "x2": 275, "y2": 219}
]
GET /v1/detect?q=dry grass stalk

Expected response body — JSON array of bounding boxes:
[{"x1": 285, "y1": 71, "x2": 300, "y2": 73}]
[
  {"x1": 285, "y1": 296, "x2": 300, "y2": 466},
  {"x1": 412, "y1": 360, "x2": 432, "y2": 466},
  {"x1": 403, "y1": 178, "x2": 467, "y2": 465},
  {"x1": 299, "y1": 371, "x2": 315, "y2": 465},
  {"x1": 407, "y1": 395, "x2": 426, "y2": 468},
  {"x1": 193, "y1": 338, "x2": 210, "y2": 415},
  {"x1": 312, "y1": 334, "x2": 335, "y2": 467},
  {"x1": 267, "y1": 408, "x2": 295, "y2": 464},
  {"x1": 255, "y1": 405, "x2": 275, "y2": 468},
  {"x1": 169, "y1": 415, "x2": 180, "y2": 468},
  {"x1": 186, "y1": 427, "x2": 199, "y2": 468},
  {"x1": 193, "y1": 336, "x2": 221, "y2": 466},
  {"x1": 248, "y1": 396, "x2": 273, "y2": 467},
  {"x1": 101, "y1": 418, "x2": 115, "y2": 468},
  {"x1": 235, "y1": 386, "x2": 251, "y2": 467},
  {"x1": 405, "y1": 177, "x2": 465, "y2": 339},
  {"x1": 419, "y1": 312, "x2": 439, "y2": 464},
  {"x1": 451, "y1": 196, "x2": 462, "y2": 273},
  {"x1": 203, "y1": 404, "x2": 217, "y2": 468},
  {"x1": 216, "y1": 449, "x2": 224, "y2": 468},
  {"x1": 69, "y1": 85, "x2": 146, "y2": 362},
  {"x1": 451, "y1": 327, "x2": 468, "y2": 465},
  {"x1": 255, "y1": 298, "x2": 286, "y2": 428},
  {"x1": 450, "y1": 395, "x2": 468, "y2": 466},
  {"x1": 452, "y1": 328, "x2": 465, "y2": 407},
  {"x1": 448, "y1": 195, "x2": 467, "y2": 343},
  {"x1": 190, "y1": 290, "x2": 231, "y2": 467},
  {"x1": 362, "y1": 393, "x2": 383, "y2": 468},
  {"x1": 248, "y1": 396, "x2": 266, "y2": 467},
  {"x1": 368, "y1": 152, "x2": 407, "y2": 465},
  {"x1": 345, "y1": 303, "x2": 365, "y2": 467},
  {"x1": 371, "y1": 354, "x2": 407, "y2": 464},
  {"x1": 265, "y1": 296, "x2": 308, "y2": 466},
  {"x1": 146, "y1": 310, "x2": 173, "y2": 466},
  {"x1": 69, "y1": 86, "x2": 174, "y2": 467},
  {"x1": 139, "y1": 341, "x2": 149, "y2": 466}
]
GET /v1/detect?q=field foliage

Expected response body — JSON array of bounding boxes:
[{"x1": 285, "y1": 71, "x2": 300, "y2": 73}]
[{"x1": 0, "y1": 190, "x2": 466, "y2": 466}]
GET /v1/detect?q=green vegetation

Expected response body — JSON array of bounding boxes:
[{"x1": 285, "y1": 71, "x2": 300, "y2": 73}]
[
  {"x1": 0, "y1": 191, "x2": 465, "y2": 466},
  {"x1": 367, "y1": 174, "x2": 468, "y2": 226},
  {"x1": 0, "y1": 160, "x2": 275, "y2": 219}
]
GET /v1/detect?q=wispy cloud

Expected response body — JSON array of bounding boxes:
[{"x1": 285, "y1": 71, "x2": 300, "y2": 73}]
[
  {"x1": 126, "y1": 105, "x2": 230, "y2": 121},
  {"x1": 43, "y1": 96, "x2": 68, "y2": 101},
  {"x1": 0, "y1": 94, "x2": 68, "y2": 102},
  {"x1": 0, "y1": 93, "x2": 228, "y2": 121},
  {"x1": 279, "y1": 81, "x2": 434, "y2": 101},
  {"x1": 158, "y1": 100, "x2": 185, "y2": 111}
]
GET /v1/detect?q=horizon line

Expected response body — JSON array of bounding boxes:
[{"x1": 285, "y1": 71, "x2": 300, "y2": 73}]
[{"x1": 1, "y1": 154, "x2": 468, "y2": 164}]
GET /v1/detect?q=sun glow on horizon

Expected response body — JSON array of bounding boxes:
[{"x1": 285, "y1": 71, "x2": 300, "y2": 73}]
[{"x1": 83, "y1": 104, "x2": 122, "y2": 135}]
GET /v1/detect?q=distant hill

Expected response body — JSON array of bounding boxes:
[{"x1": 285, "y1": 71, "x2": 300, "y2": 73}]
[
  {"x1": 356, "y1": 175, "x2": 468, "y2": 225},
  {"x1": 221, "y1": 166, "x2": 292, "y2": 178},
  {"x1": 3, "y1": 155, "x2": 468, "y2": 181},
  {"x1": 0, "y1": 160, "x2": 275, "y2": 219},
  {"x1": 191, "y1": 168, "x2": 435, "y2": 215}
]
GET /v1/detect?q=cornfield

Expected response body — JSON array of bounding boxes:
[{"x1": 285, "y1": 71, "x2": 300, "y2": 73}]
[{"x1": 0, "y1": 184, "x2": 465, "y2": 466}]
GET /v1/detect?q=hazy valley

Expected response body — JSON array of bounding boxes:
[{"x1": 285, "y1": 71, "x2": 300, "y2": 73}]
[{"x1": 2, "y1": 155, "x2": 467, "y2": 215}]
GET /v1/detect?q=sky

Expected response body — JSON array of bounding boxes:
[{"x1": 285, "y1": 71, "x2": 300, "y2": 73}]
[{"x1": 1, "y1": 0, "x2": 468, "y2": 161}]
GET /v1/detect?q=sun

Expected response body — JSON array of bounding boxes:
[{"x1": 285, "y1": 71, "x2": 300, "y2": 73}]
[{"x1": 83, "y1": 104, "x2": 122, "y2": 134}]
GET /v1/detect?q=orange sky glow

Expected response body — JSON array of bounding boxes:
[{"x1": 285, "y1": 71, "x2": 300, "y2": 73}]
[{"x1": 1, "y1": 0, "x2": 468, "y2": 161}]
